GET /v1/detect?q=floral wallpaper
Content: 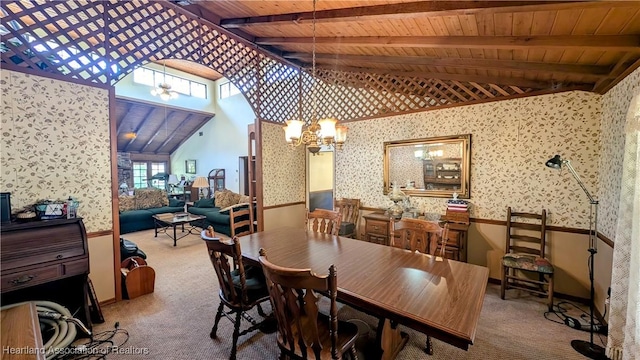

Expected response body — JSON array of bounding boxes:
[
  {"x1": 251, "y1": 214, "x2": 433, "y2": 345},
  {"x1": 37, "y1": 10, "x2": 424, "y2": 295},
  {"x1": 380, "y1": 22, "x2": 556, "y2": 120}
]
[
  {"x1": 335, "y1": 90, "x2": 602, "y2": 228},
  {"x1": 598, "y1": 67, "x2": 640, "y2": 239},
  {"x1": 1, "y1": 70, "x2": 112, "y2": 233},
  {"x1": 261, "y1": 121, "x2": 305, "y2": 207}
]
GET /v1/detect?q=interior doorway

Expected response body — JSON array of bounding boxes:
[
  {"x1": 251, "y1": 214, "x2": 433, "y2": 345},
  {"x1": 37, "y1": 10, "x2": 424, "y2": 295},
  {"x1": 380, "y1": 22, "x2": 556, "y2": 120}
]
[{"x1": 307, "y1": 150, "x2": 334, "y2": 211}]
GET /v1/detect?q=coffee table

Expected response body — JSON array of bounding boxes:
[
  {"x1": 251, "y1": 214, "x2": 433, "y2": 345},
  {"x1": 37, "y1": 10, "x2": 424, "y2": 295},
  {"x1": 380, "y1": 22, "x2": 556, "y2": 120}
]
[{"x1": 152, "y1": 213, "x2": 206, "y2": 246}]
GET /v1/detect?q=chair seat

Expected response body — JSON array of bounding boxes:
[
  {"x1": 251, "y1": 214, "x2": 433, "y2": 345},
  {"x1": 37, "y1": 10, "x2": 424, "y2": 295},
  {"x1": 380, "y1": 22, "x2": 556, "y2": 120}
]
[
  {"x1": 227, "y1": 267, "x2": 269, "y2": 303},
  {"x1": 502, "y1": 253, "x2": 554, "y2": 274},
  {"x1": 338, "y1": 222, "x2": 355, "y2": 236},
  {"x1": 278, "y1": 313, "x2": 359, "y2": 359}
]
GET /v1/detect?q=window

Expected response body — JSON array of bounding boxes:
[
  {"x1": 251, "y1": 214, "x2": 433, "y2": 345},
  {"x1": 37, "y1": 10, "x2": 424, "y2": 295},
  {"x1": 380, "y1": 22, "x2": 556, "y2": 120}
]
[
  {"x1": 219, "y1": 81, "x2": 240, "y2": 99},
  {"x1": 132, "y1": 161, "x2": 167, "y2": 189},
  {"x1": 132, "y1": 67, "x2": 207, "y2": 99}
]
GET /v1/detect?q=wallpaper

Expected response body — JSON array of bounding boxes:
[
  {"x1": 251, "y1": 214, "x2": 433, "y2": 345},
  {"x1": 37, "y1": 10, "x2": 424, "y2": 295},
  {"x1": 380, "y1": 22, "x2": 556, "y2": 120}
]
[
  {"x1": 1, "y1": 70, "x2": 112, "y2": 233},
  {"x1": 261, "y1": 121, "x2": 306, "y2": 207},
  {"x1": 335, "y1": 91, "x2": 602, "y2": 228},
  {"x1": 598, "y1": 67, "x2": 640, "y2": 239}
]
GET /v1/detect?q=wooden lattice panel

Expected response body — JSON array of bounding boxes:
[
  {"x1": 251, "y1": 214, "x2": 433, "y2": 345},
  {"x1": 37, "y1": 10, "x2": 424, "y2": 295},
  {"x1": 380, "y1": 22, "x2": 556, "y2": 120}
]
[{"x1": 1, "y1": 0, "x2": 540, "y2": 125}]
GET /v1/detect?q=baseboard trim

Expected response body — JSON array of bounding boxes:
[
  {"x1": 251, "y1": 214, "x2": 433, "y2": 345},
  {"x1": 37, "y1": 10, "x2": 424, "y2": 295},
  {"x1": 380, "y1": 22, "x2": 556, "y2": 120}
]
[
  {"x1": 263, "y1": 201, "x2": 305, "y2": 210},
  {"x1": 99, "y1": 297, "x2": 116, "y2": 306},
  {"x1": 88, "y1": 230, "x2": 113, "y2": 238}
]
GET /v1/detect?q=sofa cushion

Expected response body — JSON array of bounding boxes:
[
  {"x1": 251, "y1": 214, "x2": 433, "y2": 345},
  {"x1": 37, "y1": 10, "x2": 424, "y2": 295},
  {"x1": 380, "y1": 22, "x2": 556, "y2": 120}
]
[
  {"x1": 194, "y1": 198, "x2": 215, "y2": 208},
  {"x1": 135, "y1": 188, "x2": 169, "y2": 209},
  {"x1": 214, "y1": 189, "x2": 240, "y2": 209},
  {"x1": 146, "y1": 206, "x2": 185, "y2": 215},
  {"x1": 188, "y1": 206, "x2": 220, "y2": 216},
  {"x1": 119, "y1": 195, "x2": 136, "y2": 212},
  {"x1": 169, "y1": 198, "x2": 185, "y2": 207},
  {"x1": 219, "y1": 203, "x2": 250, "y2": 214}
]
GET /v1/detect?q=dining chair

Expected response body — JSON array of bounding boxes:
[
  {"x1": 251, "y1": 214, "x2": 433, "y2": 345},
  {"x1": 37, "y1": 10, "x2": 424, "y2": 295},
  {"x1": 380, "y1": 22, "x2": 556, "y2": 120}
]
[
  {"x1": 229, "y1": 205, "x2": 254, "y2": 237},
  {"x1": 203, "y1": 236, "x2": 272, "y2": 360},
  {"x1": 258, "y1": 248, "x2": 359, "y2": 360},
  {"x1": 390, "y1": 217, "x2": 449, "y2": 355},
  {"x1": 501, "y1": 207, "x2": 554, "y2": 310},
  {"x1": 334, "y1": 198, "x2": 361, "y2": 238},
  {"x1": 306, "y1": 208, "x2": 342, "y2": 236}
]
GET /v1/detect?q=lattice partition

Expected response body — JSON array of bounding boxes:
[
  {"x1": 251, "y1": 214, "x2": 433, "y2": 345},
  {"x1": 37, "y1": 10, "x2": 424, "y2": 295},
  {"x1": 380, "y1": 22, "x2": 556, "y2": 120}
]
[{"x1": 1, "y1": 0, "x2": 539, "y2": 124}]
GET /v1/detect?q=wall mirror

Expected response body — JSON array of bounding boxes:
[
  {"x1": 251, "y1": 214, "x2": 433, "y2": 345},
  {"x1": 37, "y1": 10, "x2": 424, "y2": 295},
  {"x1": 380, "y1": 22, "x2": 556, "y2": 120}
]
[{"x1": 384, "y1": 134, "x2": 471, "y2": 198}]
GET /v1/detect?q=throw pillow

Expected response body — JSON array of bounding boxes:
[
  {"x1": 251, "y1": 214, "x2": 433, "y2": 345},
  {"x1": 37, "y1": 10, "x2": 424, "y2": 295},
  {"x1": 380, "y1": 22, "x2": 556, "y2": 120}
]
[
  {"x1": 169, "y1": 198, "x2": 185, "y2": 207},
  {"x1": 219, "y1": 203, "x2": 250, "y2": 214},
  {"x1": 239, "y1": 194, "x2": 251, "y2": 204},
  {"x1": 195, "y1": 198, "x2": 215, "y2": 208},
  {"x1": 119, "y1": 195, "x2": 136, "y2": 212},
  {"x1": 214, "y1": 190, "x2": 238, "y2": 209},
  {"x1": 134, "y1": 188, "x2": 169, "y2": 209}
]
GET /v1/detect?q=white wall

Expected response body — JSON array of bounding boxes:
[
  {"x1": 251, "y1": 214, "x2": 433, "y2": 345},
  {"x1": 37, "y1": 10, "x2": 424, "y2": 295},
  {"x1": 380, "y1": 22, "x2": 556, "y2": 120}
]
[
  {"x1": 171, "y1": 78, "x2": 255, "y2": 193},
  {"x1": 115, "y1": 61, "x2": 216, "y2": 114}
]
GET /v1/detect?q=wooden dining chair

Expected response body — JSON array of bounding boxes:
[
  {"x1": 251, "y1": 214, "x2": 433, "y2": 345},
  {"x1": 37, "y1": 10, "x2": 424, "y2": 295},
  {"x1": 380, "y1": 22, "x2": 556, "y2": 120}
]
[
  {"x1": 306, "y1": 208, "x2": 342, "y2": 236},
  {"x1": 203, "y1": 236, "x2": 272, "y2": 360},
  {"x1": 390, "y1": 218, "x2": 449, "y2": 355},
  {"x1": 258, "y1": 248, "x2": 359, "y2": 360},
  {"x1": 334, "y1": 198, "x2": 361, "y2": 238},
  {"x1": 501, "y1": 207, "x2": 554, "y2": 310},
  {"x1": 229, "y1": 205, "x2": 254, "y2": 237}
]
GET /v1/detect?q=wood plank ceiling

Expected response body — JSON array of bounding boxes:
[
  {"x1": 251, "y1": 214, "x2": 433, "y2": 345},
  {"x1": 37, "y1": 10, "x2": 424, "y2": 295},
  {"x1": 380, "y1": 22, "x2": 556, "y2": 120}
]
[
  {"x1": 177, "y1": 0, "x2": 640, "y2": 94},
  {"x1": 115, "y1": 98, "x2": 213, "y2": 155}
]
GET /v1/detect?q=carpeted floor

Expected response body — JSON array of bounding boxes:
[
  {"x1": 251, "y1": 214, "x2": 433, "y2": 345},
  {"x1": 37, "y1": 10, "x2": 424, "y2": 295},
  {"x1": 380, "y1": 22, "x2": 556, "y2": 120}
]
[{"x1": 89, "y1": 229, "x2": 604, "y2": 359}]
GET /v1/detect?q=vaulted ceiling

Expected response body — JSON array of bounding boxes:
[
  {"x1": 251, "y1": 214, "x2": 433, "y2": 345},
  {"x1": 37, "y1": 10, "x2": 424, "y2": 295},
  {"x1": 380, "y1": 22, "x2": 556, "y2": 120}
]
[{"x1": 177, "y1": 0, "x2": 640, "y2": 94}]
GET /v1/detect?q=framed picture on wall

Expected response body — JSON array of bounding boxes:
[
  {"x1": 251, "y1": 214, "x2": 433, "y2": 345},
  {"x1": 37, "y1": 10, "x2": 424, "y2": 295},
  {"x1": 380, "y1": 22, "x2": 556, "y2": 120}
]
[{"x1": 185, "y1": 160, "x2": 197, "y2": 174}]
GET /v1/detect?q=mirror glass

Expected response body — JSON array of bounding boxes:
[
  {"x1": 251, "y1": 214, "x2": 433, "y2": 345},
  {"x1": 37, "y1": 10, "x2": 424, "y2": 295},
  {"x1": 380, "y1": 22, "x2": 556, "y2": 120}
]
[{"x1": 383, "y1": 134, "x2": 471, "y2": 198}]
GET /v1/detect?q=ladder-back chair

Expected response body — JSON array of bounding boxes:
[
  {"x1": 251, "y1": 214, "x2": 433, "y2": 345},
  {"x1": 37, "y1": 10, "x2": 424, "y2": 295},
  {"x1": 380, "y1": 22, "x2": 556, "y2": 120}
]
[
  {"x1": 229, "y1": 205, "x2": 254, "y2": 237},
  {"x1": 334, "y1": 198, "x2": 361, "y2": 238},
  {"x1": 306, "y1": 208, "x2": 342, "y2": 236},
  {"x1": 500, "y1": 207, "x2": 554, "y2": 310},
  {"x1": 390, "y1": 217, "x2": 449, "y2": 355},
  {"x1": 258, "y1": 248, "x2": 359, "y2": 360},
  {"x1": 203, "y1": 236, "x2": 271, "y2": 360}
]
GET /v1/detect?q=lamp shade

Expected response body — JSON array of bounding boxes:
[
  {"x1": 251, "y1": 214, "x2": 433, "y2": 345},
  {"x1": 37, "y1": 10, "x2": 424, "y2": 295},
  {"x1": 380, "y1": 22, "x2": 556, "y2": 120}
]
[
  {"x1": 191, "y1": 176, "x2": 209, "y2": 188},
  {"x1": 284, "y1": 120, "x2": 304, "y2": 142},
  {"x1": 167, "y1": 174, "x2": 179, "y2": 185},
  {"x1": 119, "y1": 182, "x2": 129, "y2": 189},
  {"x1": 318, "y1": 117, "x2": 337, "y2": 140},
  {"x1": 546, "y1": 155, "x2": 563, "y2": 169},
  {"x1": 335, "y1": 125, "x2": 348, "y2": 144}
]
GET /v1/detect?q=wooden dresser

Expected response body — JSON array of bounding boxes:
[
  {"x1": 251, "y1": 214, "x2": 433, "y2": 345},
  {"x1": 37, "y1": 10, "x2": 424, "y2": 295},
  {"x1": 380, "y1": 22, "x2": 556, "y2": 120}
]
[
  {"x1": 362, "y1": 212, "x2": 468, "y2": 262},
  {"x1": 1, "y1": 218, "x2": 91, "y2": 330}
]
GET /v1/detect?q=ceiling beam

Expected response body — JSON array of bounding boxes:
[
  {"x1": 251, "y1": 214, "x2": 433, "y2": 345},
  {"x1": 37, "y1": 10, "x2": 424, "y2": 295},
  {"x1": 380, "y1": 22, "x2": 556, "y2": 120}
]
[
  {"x1": 286, "y1": 52, "x2": 610, "y2": 78},
  {"x1": 592, "y1": 53, "x2": 639, "y2": 93},
  {"x1": 116, "y1": 103, "x2": 134, "y2": 137},
  {"x1": 156, "y1": 114, "x2": 194, "y2": 153},
  {"x1": 140, "y1": 111, "x2": 176, "y2": 153},
  {"x1": 318, "y1": 65, "x2": 574, "y2": 89},
  {"x1": 257, "y1": 35, "x2": 640, "y2": 52},
  {"x1": 221, "y1": 1, "x2": 627, "y2": 28},
  {"x1": 123, "y1": 107, "x2": 157, "y2": 152}
]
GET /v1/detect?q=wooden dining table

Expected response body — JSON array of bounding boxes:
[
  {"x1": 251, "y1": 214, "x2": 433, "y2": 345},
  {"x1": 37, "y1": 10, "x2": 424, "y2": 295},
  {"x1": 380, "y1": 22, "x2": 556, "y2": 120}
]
[{"x1": 238, "y1": 227, "x2": 489, "y2": 359}]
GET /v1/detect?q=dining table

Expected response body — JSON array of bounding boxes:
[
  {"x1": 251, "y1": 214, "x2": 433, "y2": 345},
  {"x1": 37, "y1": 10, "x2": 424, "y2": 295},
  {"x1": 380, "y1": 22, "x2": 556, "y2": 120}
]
[{"x1": 238, "y1": 227, "x2": 489, "y2": 359}]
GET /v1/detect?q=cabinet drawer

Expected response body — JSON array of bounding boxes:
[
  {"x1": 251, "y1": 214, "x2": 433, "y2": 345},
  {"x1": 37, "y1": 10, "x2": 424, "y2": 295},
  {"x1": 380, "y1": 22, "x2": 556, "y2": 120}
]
[
  {"x1": 366, "y1": 220, "x2": 389, "y2": 236},
  {"x1": 2, "y1": 264, "x2": 63, "y2": 292},
  {"x1": 63, "y1": 258, "x2": 90, "y2": 277},
  {"x1": 440, "y1": 230, "x2": 461, "y2": 248},
  {"x1": 367, "y1": 235, "x2": 387, "y2": 246}
]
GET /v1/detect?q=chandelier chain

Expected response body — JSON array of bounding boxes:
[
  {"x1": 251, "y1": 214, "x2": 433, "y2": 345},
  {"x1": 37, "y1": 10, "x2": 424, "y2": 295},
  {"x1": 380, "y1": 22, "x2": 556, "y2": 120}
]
[{"x1": 312, "y1": 0, "x2": 317, "y2": 122}]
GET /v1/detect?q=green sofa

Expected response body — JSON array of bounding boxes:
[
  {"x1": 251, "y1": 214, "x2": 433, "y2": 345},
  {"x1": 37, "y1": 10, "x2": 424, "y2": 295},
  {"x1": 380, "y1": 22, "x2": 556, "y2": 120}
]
[
  {"x1": 119, "y1": 188, "x2": 185, "y2": 234},
  {"x1": 187, "y1": 190, "x2": 253, "y2": 237}
]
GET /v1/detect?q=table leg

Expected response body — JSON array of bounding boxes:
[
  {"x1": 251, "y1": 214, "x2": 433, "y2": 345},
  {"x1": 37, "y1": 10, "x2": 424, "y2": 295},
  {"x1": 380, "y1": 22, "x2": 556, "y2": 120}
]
[
  {"x1": 173, "y1": 225, "x2": 177, "y2": 246},
  {"x1": 154, "y1": 220, "x2": 158, "y2": 237},
  {"x1": 376, "y1": 318, "x2": 409, "y2": 360}
]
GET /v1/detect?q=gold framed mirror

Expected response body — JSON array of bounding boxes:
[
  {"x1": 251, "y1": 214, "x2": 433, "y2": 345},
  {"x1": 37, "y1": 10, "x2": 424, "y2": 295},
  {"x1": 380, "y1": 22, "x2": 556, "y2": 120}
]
[{"x1": 383, "y1": 134, "x2": 471, "y2": 198}]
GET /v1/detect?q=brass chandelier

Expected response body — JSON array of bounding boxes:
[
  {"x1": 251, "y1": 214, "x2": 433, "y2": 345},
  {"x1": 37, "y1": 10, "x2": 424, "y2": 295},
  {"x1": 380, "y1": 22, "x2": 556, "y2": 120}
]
[
  {"x1": 283, "y1": 0, "x2": 348, "y2": 154},
  {"x1": 151, "y1": 60, "x2": 178, "y2": 101}
]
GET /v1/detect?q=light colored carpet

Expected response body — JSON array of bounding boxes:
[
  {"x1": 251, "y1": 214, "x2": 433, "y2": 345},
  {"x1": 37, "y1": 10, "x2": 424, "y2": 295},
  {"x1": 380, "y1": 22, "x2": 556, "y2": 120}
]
[{"x1": 91, "y1": 229, "x2": 604, "y2": 359}]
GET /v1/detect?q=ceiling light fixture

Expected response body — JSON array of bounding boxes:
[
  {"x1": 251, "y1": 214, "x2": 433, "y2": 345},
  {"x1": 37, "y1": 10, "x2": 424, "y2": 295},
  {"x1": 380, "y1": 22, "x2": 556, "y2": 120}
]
[
  {"x1": 283, "y1": 0, "x2": 347, "y2": 155},
  {"x1": 151, "y1": 60, "x2": 178, "y2": 101}
]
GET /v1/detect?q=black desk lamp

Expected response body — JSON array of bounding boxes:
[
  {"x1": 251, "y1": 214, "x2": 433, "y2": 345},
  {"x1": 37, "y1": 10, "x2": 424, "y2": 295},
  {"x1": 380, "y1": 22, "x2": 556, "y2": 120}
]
[{"x1": 545, "y1": 155, "x2": 607, "y2": 360}]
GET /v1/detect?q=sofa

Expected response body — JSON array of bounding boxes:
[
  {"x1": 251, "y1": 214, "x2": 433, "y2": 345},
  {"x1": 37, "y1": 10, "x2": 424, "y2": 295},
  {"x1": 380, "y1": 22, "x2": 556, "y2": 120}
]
[
  {"x1": 119, "y1": 188, "x2": 186, "y2": 234},
  {"x1": 187, "y1": 189, "x2": 252, "y2": 237}
]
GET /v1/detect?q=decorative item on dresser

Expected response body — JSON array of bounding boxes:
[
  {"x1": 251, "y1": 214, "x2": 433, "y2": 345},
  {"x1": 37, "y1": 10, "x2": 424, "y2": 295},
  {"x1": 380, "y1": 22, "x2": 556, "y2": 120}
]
[
  {"x1": 0, "y1": 218, "x2": 92, "y2": 332},
  {"x1": 191, "y1": 176, "x2": 209, "y2": 200},
  {"x1": 207, "y1": 168, "x2": 225, "y2": 192}
]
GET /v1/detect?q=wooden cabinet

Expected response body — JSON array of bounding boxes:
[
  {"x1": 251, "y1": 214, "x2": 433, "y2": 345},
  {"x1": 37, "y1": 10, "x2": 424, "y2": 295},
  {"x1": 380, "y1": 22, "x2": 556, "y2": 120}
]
[
  {"x1": 423, "y1": 158, "x2": 463, "y2": 191},
  {"x1": 1, "y1": 218, "x2": 91, "y2": 330},
  {"x1": 362, "y1": 212, "x2": 468, "y2": 262},
  {"x1": 208, "y1": 168, "x2": 225, "y2": 192},
  {"x1": 363, "y1": 213, "x2": 390, "y2": 245}
]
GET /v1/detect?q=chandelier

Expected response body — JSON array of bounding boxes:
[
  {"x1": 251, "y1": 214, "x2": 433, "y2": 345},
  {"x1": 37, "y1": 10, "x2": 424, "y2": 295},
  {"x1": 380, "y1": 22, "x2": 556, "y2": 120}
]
[
  {"x1": 151, "y1": 60, "x2": 178, "y2": 101},
  {"x1": 283, "y1": 0, "x2": 347, "y2": 155}
]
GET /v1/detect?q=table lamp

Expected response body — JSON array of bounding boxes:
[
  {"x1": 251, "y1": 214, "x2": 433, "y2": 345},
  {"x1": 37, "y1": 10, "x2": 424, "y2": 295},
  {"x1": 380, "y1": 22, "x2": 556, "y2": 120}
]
[
  {"x1": 167, "y1": 174, "x2": 179, "y2": 193},
  {"x1": 191, "y1": 176, "x2": 209, "y2": 199}
]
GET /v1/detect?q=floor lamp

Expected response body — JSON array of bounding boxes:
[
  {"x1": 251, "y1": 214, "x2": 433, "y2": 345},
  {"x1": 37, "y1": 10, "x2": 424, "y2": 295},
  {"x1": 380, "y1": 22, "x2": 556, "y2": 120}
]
[{"x1": 545, "y1": 155, "x2": 607, "y2": 360}]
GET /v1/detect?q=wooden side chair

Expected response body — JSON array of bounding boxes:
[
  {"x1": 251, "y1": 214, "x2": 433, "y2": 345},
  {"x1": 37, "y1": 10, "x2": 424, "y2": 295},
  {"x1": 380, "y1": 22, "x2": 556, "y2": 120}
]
[
  {"x1": 258, "y1": 248, "x2": 359, "y2": 360},
  {"x1": 390, "y1": 218, "x2": 449, "y2": 355},
  {"x1": 203, "y1": 236, "x2": 271, "y2": 360},
  {"x1": 334, "y1": 198, "x2": 361, "y2": 238},
  {"x1": 229, "y1": 205, "x2": 254, "y2": 237},
  {"x1": 500, "y1": 207, "x2": 554, "y2": 310},
  {"x1": 306, "y1": 208, "x2": 342, "y2": 236}
]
